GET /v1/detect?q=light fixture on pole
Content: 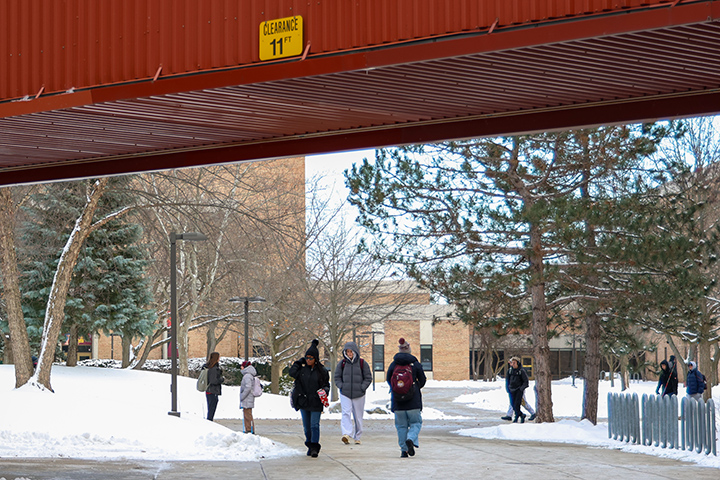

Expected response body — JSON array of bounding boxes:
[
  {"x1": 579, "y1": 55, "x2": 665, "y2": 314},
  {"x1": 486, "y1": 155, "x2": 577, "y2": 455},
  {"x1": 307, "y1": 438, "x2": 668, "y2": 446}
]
[
  {"x1": 169, "y1": 231, "x2": 207, "y2": 417},
  {"x1": 229, "y1": 296, "x2": 266, "y2": 361}
]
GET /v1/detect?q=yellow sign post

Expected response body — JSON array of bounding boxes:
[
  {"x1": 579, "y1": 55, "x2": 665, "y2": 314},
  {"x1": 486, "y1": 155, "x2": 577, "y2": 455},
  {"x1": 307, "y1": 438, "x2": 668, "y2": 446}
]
[{"x1": 259, "y1": 16, "x2": 304, "y2": 61}]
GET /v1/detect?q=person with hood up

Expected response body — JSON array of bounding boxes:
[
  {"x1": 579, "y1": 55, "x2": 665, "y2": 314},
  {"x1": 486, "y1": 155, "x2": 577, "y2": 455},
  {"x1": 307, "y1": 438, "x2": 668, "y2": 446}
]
[
  {"x1": 289, "y1": 339, "x2": 330, "y2": 458},
  {"x1": 239, "y1": 360, "x2": 258, "y2": 434},
  {"x1": 203, "y1": 352, "x2": 224, "y2": 421},
  {"x1": 507, "y1": 356, "x2": 529, "y2": 423},
  {"x1": 685, "y1": 360, "x2": 705, "y2": 401},
  {"x1": 386, "y1": 337, "x2": 426, "y2": 458},
  {"x1": 656, "y1": 358, "x2": 678, "y2": 397},
  {"x1": 334, "y1": 341, "x2": 372, "y2": 445}
]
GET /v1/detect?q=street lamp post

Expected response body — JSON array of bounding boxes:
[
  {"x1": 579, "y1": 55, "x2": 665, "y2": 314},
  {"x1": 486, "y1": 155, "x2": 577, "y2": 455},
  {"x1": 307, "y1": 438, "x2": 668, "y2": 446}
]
[
  {"x1": 169, "y1": 231, "x2": 207, "y2": 417},
  {"x1": 361, "y1": 330, "x2": 379, "y2": 391},
  {"x1": 229, "y1": 296, "x2": 266, "y2": 361}
]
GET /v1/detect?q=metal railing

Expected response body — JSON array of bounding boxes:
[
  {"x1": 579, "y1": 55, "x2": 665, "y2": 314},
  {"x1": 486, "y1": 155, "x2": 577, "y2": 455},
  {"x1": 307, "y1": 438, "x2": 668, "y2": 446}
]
[{"x1": 608, "y1": 392, "x2": 716, "y2": 456}]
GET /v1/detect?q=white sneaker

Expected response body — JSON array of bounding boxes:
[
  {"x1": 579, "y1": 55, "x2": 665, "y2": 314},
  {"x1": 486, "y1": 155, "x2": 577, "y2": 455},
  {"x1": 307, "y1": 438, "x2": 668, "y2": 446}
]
[{"x1": 341, "y1": 434, "x2": 350, "y2": 444}]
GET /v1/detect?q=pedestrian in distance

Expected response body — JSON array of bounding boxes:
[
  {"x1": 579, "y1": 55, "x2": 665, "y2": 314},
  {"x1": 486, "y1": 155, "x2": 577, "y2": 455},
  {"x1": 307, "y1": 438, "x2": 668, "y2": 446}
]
[
  {"x1": 656, "y1": 358, "x2": 678, "y2": 397},
  {"x1": 507, "y1": 356, "x2": 529, "y2": 423},
  {"x1": 501, "y1": 359, "x2": 536, "y2": 421},
  {"x1": 334, "y1": 340, "x2": 372, "y2": 445},
  {"x1": 685, "y1": 360, "x2": 706, "y2": 402},
  {"x1": 204, "y1": 352, "x2": 224, "y2": 421},
  {"x1": 289, "y1": 339, "x2": 330, "y2": 458},
  {"x1": 239, "y1": 360, "x2": 258, "y2": 434},
  {"x1": 387, "y1": 337, "x2": 426, "y2": 458}
]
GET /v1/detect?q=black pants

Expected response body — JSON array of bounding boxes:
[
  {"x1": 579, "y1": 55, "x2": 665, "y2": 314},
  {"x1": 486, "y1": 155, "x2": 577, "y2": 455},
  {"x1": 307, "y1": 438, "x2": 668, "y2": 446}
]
[
  {"x1": 511, "y1": 389, "x2": 524, "y2": 418},
  {"x1": 206, "y1": 393, "x2": 219, "y2": 420}
]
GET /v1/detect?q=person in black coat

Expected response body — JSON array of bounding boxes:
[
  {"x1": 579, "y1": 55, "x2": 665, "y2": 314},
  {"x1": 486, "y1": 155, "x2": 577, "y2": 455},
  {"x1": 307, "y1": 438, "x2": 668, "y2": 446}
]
[
  {"x1": 289, "y1": 339, "x2": 330, "y2": 458},
  {"x1": 386, "y1": 338, "x2": 427, "y2": 458},
  {"x1": 204, "y1": 351, "x2": 224, "y2": 421},
  {"x1": 656, "y1": 358, "x2": 678, "y2": 397},
  {"x1": 507, "y1": 356, "x2": 529, "y2": 423}
]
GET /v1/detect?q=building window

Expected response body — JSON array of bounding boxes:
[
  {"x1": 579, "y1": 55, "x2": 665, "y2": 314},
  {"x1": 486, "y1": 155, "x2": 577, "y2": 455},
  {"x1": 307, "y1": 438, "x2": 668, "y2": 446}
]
[
  {"x1": 373, "y1": 344, "x2": 384, "y2": 371},
  {"x1": 420, "y1": 345, "x2": 433, "y2": 371}
]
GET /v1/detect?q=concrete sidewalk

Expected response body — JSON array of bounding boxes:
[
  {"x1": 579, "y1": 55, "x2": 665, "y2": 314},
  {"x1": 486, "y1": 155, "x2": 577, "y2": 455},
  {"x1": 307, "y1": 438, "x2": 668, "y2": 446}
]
[
  {"x1": 1, "y1": 386, "x2": 717, "y2": 479},
  {"x1": 0, "y1": 418, "x2": 716, "y2": 479}
]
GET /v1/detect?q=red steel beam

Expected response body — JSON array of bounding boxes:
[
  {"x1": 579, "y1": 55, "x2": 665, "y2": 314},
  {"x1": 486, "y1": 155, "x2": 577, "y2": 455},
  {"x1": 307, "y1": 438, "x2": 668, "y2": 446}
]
[
  {"x1": 2, "y1": 88, "x2": 719, "y2": 187},
  {"x1": 2, "y1": 1, "x2": 718, "y2": 119}
]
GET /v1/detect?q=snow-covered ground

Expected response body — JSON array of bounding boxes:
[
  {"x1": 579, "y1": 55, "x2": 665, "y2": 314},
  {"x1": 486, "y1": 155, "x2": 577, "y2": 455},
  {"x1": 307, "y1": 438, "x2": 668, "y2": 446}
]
[{"x1": 0, "y1": 365, "x2": 717, "y2": 467}]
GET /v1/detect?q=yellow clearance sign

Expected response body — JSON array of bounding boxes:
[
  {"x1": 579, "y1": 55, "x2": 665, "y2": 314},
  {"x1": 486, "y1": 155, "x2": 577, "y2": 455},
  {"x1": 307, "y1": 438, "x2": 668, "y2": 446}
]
[{"x1": 259, "y1": 16, "x2": 304, "y2": 61}]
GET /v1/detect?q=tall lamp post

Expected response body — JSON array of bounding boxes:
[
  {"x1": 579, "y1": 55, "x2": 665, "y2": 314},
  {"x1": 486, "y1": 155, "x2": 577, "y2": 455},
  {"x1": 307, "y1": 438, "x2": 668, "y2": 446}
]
[
  {"x1": 361, "y1": 330, "x2": 379, "y2": 391},
  {"x1": 229, "y1": 296, "x2": 266, "y2": 361},
  {"x1": 169, "y1": 231, "x2": 207, "y2": 417}
]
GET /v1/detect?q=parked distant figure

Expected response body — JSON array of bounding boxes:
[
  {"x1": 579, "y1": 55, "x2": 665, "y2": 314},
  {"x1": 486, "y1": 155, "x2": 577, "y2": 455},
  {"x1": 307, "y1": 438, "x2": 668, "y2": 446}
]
[
  {"x1": 289, "y1": 339, "x2": 330, "y2": 458},
  {"x1": 334, "y1": 341, "x2": 372, "y2": 445},
  {"x1": 239, "y1": 360, "x2": 258, "y2": 433},
  {"x1": 656, "y1": 358, "x2": 678, "y2": 397},
  {"x1": 387, "y1": 338, "x2": 426, "y2": 458},
  {"x1": 685, "y1": 361, "x2": 705, "y2": 401},
  {"x1": 204, "y1": 352, "x2": 224, "y2": 421},
  {"x1": 507, "y1": 356, "x2": 529, "y2": 423}
]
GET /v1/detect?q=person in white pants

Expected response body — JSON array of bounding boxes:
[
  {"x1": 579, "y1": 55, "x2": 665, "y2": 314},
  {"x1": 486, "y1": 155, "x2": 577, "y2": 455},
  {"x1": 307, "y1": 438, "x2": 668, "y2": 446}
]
[{"x1": 334, "y1": 341, "x2": 372, "y2": 444}]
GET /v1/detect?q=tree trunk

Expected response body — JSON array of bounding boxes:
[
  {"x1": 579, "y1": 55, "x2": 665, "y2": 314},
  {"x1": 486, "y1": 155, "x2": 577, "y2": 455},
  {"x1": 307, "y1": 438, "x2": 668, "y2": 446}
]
[
  {"x1": 619, "y1": 354, "x2": 630, "y2": 391},
  {"x1": 697, "y1": 335, "x2": 712, "y2": 402},
  {"x1": 529, "y1": 224, "x2": 554, "y2": 423},
  {"x1": 329, "y1": 351, "x2": 339, "y2": 402},
  {"x1": 0, "y1": 187, "x2": 34, "y2": 387},
  {"x1": 206, "y1": 322, "x2": 218, "y2": 359},
  {"x1": 582, "y1": 311, "x2": 601, "y2": 424},
  {"x1": 66, "y1": 324, "x2": 78, "y2": 367},
  {"x1": 32, "y1": 178, "x2": 108, "y2": 391},
  {"x1": 121, "y1": 334, "x2": 132, "y2": 368},
  {"x1": 483, "y1": 346, "x2": 494, "y2": 381}
]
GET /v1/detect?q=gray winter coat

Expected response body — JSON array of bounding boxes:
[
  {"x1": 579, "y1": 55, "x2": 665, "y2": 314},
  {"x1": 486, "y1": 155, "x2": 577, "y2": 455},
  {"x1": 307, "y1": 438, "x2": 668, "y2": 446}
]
[
  {"x1": 239, "y1": 365, "x2": 258, "y2": 409},
  {"x1": 334, "y1": 341, "x2": 372, "y2": 399}
]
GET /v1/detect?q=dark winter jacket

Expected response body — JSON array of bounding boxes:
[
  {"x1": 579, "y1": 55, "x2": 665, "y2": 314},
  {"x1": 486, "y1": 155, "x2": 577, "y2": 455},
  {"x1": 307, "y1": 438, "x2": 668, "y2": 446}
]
[
  {"x1": 686, "y1": 367, "x2": 705, "y2": 395},
  {"x1": 506, "y1": 365, "x2": 529, "y2": 394},
  {"x1": 205, "y1": 363, "x2": 224, "y2": 395},
  {"x1": 656, "y1": 360, "x2": 678, "y2": 396},
  {"x1": 289, "y1": 357, "x2": 330, "y2": 412},
  {"x1": 334, "y1": 341, "x2": 372, "y2": 400},
  {"x1": 387, "y1": 352, "x2": 427, "y2": 412}
]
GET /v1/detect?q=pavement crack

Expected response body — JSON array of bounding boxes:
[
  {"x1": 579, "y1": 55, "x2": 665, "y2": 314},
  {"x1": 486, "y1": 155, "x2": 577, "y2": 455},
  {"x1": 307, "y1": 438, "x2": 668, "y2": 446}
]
[{"x1": 322, "y1": 453, "x2": 362, "y2": 479}]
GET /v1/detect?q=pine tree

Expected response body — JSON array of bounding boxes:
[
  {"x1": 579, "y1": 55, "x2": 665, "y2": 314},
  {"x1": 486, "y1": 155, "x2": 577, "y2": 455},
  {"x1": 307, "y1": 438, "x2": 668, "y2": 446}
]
[
  {"x1": 345, "y1": 126, "x2": 667, "y2": 423},
  {"x1": 20, "y1": 178, "x2": 155, "y2": 368}
]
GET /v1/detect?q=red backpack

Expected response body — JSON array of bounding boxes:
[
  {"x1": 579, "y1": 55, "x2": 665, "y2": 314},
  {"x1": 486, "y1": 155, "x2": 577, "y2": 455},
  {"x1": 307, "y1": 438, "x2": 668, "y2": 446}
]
[{"x1": 390, "y1": 363, "x2": 415, "y2": 401}]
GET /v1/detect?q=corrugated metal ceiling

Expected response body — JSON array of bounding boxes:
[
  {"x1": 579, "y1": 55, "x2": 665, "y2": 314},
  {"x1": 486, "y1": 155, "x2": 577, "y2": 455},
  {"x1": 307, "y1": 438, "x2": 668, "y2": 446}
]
[{"x1": 1, "y1": 1, "x2": 720, "y2": 185}]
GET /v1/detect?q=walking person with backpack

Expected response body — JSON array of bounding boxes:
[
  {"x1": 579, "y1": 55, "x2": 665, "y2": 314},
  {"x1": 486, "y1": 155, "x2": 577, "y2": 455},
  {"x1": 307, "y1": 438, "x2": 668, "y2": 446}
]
[
  {"x1": 239, "y1": 360, "x2": 261, "y2": 434},
  {"x1": 289, "y1": 339, "x2": 330, "y2": 458},
  {"x1": 387, "y1": 338, "x2": 426, "y2": 458},
  {"x1": 334, "y1": 341, "x2": 372, "y2": 445},
  {"x1": 685, "y1": 360, "x2": 706, "y2": 402}
]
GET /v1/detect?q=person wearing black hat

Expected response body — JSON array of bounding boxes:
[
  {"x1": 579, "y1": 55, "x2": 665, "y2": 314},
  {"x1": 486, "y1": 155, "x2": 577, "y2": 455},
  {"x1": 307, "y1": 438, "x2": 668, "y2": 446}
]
[
  {"x1": 386, "y1": 337, "x2": 426, "y2": 458},
  {"x1": 289, "y1": 339, "x2": 330, "y2": 458}
]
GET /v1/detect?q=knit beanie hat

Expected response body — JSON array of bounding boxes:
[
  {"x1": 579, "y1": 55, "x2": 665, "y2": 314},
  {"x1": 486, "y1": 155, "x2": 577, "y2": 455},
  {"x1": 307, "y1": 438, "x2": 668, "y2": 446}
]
[
  {"x1": 398, "y1": 337, "x2": 411, "y2": 354},
  {"x1": 241, "y1": 361, "x2": 252, "y2": 369},
  {"x1": 305, "y1": 339, "x2": 320, "y2": 360}
]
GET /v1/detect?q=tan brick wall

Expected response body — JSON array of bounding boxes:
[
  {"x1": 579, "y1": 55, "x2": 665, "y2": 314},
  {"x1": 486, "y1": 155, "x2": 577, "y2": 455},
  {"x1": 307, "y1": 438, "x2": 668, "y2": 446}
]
[
  {"x1": 384, "y1": 320, "x2": 420, "y2": 380},
  {"x1": 95, "y1": 327, "x2": 240, "y2": 362},
  {"x1": 432, "y1": 321, "x2": 470, "y2": 381}
]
